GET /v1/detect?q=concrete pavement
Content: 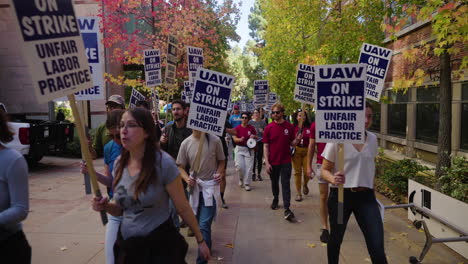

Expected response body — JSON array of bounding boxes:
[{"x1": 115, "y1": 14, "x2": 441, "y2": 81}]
[{"x1": 24, "y1": 155, "x2": 466, "y2": 264}]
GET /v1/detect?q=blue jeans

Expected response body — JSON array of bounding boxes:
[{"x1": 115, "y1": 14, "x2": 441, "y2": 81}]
[
  {"x1": 327, "y1": 188, "x2": 388, "y2": 264},
  {"x1": 270, "y1": 163, "x2": 292, "y2": 209},
  {"x1": 196, "y1": 192, "x2": 216, "y2": 264}
]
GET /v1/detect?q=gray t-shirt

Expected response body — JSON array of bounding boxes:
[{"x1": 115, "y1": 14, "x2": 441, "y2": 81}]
[
  {"x1": 113, "y1": 151, "x2": 179, "y2": 240},
  {"x1": 176, "y1": 134, "x2": 225, "y2": 180},
  {"x1": 0, "y1": 148, "x2": 29, "y2": 240},
  {"x1": 249, "y1": 120, "x2": 267, "y2": 139}
]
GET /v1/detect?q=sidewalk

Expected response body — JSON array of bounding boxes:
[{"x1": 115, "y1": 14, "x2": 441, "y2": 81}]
[{"x1": 24, "y1": 155, "x2": 466, "y2": 264}]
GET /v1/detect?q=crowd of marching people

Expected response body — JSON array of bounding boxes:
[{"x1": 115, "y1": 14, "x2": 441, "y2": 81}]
[{"x1": 0, "y1": 94, "x2": 387, "y2": 264}]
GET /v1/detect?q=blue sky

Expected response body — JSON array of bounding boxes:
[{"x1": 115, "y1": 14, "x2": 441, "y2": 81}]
[{"x1": 227, "y1": 0, "x2": 255, "y2": 48}]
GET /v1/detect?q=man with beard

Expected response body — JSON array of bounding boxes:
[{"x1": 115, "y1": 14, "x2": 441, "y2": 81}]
[
  {"x1": 161, "y1": 100, "x2": 192, "y2": 230},
  {"x1": 263, "y1": 103, "x2": 302, "y2": 222}
]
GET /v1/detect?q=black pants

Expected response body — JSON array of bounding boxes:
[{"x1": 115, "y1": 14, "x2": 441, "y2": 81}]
[
  {"x1": 270, "y1": 163, "x2": 292, "y2": 210},
  {"x1": 0, "y1": 230, "x2": 31, "y2": 264},
  {"x1": 327, "y1": 188, "x2": 388, "y2": 264},
  {"x1": 252, "y1": 142, "x2": 264, "y2": 175}
]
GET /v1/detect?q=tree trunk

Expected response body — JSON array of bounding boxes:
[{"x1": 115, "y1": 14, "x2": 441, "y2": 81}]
[{"x1": 435, "y1": 49, "x2": 452, "y2": 182}]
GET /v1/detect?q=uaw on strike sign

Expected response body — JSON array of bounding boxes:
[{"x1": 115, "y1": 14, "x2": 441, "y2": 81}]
[
  {"x1": 315, "y1": 64, "x2": 366, "y2": 144},
  {"x1": 9, "y1": 0, "x2": 93, "y2": 103},
  {"x1": 358, "y1": 43, "x2": 392, "y2": 102},
  {"x1": 187, "y1": 68, "x2": 235, "y2": 137}
]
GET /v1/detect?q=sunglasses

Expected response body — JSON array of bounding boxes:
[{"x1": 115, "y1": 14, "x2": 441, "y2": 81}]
[
  {"x1": 241, "y1": 116, "x2": 249, "y2": 119},
  {"x1": 271, "y1": 110, "x2": 283, "y2": 115}
]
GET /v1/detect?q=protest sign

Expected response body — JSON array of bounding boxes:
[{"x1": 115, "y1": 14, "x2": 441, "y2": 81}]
[
  {"x1": 150, "y1": 87, "x2": 159, "y2": 111},
  {"x1": 9, "y1": 0, "x2": 94, "y2": 104},
  {"x1": 240, "y1": 102, "x2": 247, "y2": 112},
  {"x1": 129, "y1": 88, "x2": 146, "y2": 108},
  {"x1": 254, "y1": 94, "x2": 267, "y2": 106},
  {"x1": 265, "y1": 92, "x2": 277, "y2": 111},
  {"x1": 294, "y1": 63, "x2": 315, "y2": 105},
  {"x1": 187, "y1": 68, "x2": 235, "y2": 136},
  {"x1": 144, "y1": 49, "x2": 162, "y2": 87},
  {"x1": 254, "y1": 80, "x2": 269, "y2": 95},
  {"x1": 315, "y1": 64, "x2": 366, "y2": 144},
  {"x1": 165, "y1": 35, "x2": 178, "y2": 87},
  {"x1": 187, "y1": 46, "x2": 204, "y2": 89},
  {"x1": 358, "y1": 43, "x2": 393, "y2": 102},
  {"x1": 183, "y1": 81, "x2": 192, "y2": 103}
]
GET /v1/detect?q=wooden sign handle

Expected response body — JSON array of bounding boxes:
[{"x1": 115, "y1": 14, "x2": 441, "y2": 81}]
[
  {"x1": 337, "y1": 143, "x2": 345, "y2": 224},
  {"x1": 68, "y1": 94, "x2": 108, "y2": 225}
]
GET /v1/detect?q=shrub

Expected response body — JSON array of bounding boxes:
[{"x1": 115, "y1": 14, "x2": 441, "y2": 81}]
[
  {"x1": 438, "y1": 156, "x2": 468, "y2": 203},
  {"x1": 377, "y1": 158, "x2": 430, "y2": 199}
]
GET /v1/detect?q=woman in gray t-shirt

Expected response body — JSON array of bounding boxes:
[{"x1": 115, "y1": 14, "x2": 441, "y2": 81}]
[
  {"x1": 0, "y1": 110, "x2": 30, "y2": 263},
  {"x1": 92, "y1": 108, "x2": 210, "y2": 263},
  {"x1": 248, "y1": 109, "x2": 267, "y2": 181}
]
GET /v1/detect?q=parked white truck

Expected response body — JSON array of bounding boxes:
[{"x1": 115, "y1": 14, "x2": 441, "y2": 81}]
[{"x1": 1, "y1": 103, "x2": 74, "y2": 166}]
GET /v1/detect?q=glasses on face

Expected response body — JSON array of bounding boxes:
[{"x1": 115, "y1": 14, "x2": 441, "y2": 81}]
[
  {"x1": 119, "y1": 121, "x2": 141, "y2": 129},
  {"x1": 271, "y1": 110, "x2": 283, "y2": 115},
  {"x1": 241, "y1": 116, "x2": 249, "y2": 119}
]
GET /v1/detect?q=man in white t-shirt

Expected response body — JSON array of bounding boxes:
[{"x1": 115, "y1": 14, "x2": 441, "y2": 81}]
[
  {"x1": 176, "y1": 130, "x2": 225, "y2": 264},
  {"x1": 321, "y1": 102, "x2": 388, "y2": 264}
]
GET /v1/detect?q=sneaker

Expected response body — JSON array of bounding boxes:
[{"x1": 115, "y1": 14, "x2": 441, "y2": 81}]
[
  {"x1": 222, "y1": 201, "x2": 229, "y2": 209},
  {"x1": 303, "y1": 184, "x2": 309, "y2": 195},
  {"x1": 284, "y1": 209, "x2": 295, "y2": 221},
  {"x1": 252, "y1": 173, "x2": 257, "y2": 181},
  {"x1": 239, "y1": 180, "x2": 243, "y2": 187},
  {"x1": 295, "y1": 194, "x2": 302, "y2": 202},
  {"x1": 187, "y1": 228, "x2": 195, "y2": 237},
  {"x1": 270, "y1": 200, "x2": 279, "y2": 210},
  {"x1": 320, "y1": 229, "x2": 330, "y2": 243},
  {"x1": 244, "y1": 184, "x2": 251, "y2": 191}
]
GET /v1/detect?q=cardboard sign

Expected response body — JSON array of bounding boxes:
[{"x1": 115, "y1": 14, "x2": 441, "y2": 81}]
[
  {"x1": 315, "y1": 64, "x2": 366, "y2": 144},
  {"x1": 165, "y1": 35, "x2": 178, "y2": 87},
  {"x1": 129, "y1": 88, "x2": 146, "y2": 109},
  {"x1": 150, "y1": 87, "x2": 159, "y2": 111},
  {"x1": 358, "y1": 43, "x2": 393, "y2": 102},
  {"x1": 9, "y1": 0, "x2": 93, "y2": 103},
  {"x1": 144, "y1": 49, "x2": 162, "y2": 87},
  {"x1": 294, "y1": 63, "x2": 315, "y2": 104},
  {"x1": 183, "y1": 81, "x2": 192, "y2": 103},
  {"x1": 254, "y1": 80, "x2": 269, "y2": 95},
  {"x1": 265, "y1": 92, "x2": 277, "y2": 111},
  {"x1": 187, "y1": 46, "x2": 204, "y2": 89},
  {"x1": 187, "y1": 68, "x2": 234, "y2": 136}
]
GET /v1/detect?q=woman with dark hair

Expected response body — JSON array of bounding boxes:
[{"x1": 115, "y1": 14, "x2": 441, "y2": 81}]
[
  {"x1": 249, "y1": 108, "x2": 267, "y2": 181},
  {"x1": 81, "y1": 109, "x2": 125, "y2": 264},
  {"x1": 233, "y1": 112, "x2": 257, "y2": 191},
  {"x1": 291, "y1": 109, "x2": 311, "y2": 202},
  {"x1": 0, "y1": 111, "x2": 31, "y2": 263},
  {"x1": 92, "y1": 108, "x2": 210, "y2": 263}
]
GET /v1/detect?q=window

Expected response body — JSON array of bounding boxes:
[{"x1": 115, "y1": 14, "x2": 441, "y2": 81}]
[
  {"x1": 461, "y1": 83, "x2": 468, "y2": 150},
  {"x1": 368, "y1": 100, "x2": 381, "y2": 132},
  {"x1": 387, "y1": 90, "x2": 408, "y2": 137},
  {"x1": 416, "y1": 86, "x2": 439, "y2": 144}
]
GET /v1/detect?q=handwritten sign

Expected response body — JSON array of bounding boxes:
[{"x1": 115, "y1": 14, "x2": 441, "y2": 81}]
[
  {"x1": 9, "y1": 0, "x2": 93, "y2": 103},
  {"x1": 187, "y1": 68, "x2": 234, "y2": 136},
  {"x1": 294, "y1": 63, "x2": 315, "y2": 104},
  {"x1": 358, "y1": 43, "x2": 393, "y2": 102},
  {"x1": 144, "y1": 49, "x2": 162, "y2": 87},
  {"x1": 315, "y1": 64, "x2": 366, "y2": 144}
]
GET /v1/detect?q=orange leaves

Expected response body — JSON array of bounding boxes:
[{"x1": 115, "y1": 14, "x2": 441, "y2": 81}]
[{"x1": 437, "y1": 2, "x2": 456, "y2": 13}]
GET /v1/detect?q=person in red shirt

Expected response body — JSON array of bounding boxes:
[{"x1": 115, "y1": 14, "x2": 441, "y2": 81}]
[
  {"x1": 233, "y1": 112, "x2": 257, "y2": 191},
  {"x1": 292, "y1": 109, "x2": 312, "y2": 202},
  {"x1": 263, "y1": 103, "x2": 303, "y2": 221},
  {"x1": 307, "y1": 121, "x2": 329, "y2": 243}
]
